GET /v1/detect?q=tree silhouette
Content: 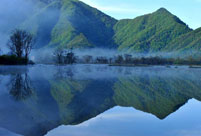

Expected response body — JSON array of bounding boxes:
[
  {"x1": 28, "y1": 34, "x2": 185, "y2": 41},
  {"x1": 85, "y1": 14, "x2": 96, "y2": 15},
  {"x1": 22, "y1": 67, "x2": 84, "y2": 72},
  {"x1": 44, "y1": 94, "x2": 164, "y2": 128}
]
[
  {"x1": 53, "y1": 48, "x2": 76, "y2": 65},
  {"x1": 7, "y1": 29, "x2": 34, "y2": 60}
]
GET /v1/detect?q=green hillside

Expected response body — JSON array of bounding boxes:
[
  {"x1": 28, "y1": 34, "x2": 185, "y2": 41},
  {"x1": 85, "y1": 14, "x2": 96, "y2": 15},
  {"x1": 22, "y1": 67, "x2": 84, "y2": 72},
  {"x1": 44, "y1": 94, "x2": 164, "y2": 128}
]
[
  {"x1": 165, "y1": 27, "x2": 201, "y2": 51},
  {"x1": 21, "y1": 0, "x2": 201, "y2": 53},
  {"x1": 113, "y1": 8, "x2": 192, "y2": 52},
  {"x1": 23, "y1": 0, "x2": 117, "y2": 49}
]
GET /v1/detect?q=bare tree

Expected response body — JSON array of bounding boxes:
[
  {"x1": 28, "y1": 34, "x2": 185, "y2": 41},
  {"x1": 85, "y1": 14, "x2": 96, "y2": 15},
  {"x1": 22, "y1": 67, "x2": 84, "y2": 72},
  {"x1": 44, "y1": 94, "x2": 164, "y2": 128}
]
[
  {"x1": 54, "y1": 48, "x2": 64, "y2": 64},
  {"x1": 24, "y1": 34, "x2": 34, "y2": 60},
  {"x1": 7, "y1": 29, "x2": 34, "y2": 60}
]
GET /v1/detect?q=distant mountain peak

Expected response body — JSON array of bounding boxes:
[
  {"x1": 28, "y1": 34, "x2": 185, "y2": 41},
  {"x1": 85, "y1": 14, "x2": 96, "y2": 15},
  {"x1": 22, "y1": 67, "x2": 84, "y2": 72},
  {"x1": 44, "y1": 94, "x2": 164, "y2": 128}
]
[
  {"x1": 153, "y1": 7, "x2": 187, "y2": 26},
  {"x1": 155, "y1": 7, "x2": 171, "y2": 14},
  {"x1": 113, "y1": 6, "x2": 192, "y2": 52},
  {"x1": 157, "y1": 7, "x2": 169, "y2": 12}
]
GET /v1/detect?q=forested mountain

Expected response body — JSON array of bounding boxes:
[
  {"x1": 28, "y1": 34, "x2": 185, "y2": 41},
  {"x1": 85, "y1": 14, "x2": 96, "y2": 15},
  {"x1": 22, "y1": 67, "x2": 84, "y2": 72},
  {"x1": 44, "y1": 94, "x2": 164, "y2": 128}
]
[
  {"x1": 23, "y1": 0, "x2": 117, "y2": 48},
  {"x1": 19, "y1": 0, "x2": 201, "y2": 52},
  {"x1": 165, "y1": 27, "x2": 201, "y2": 51},
  {"x1": 113, "y1": 8, "x2": 192, "y2": 52}
]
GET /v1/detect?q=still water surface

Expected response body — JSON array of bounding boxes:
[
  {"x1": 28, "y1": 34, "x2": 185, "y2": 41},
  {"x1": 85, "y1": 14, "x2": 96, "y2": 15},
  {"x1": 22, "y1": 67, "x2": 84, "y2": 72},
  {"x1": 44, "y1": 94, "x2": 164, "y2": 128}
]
[{"x1": 0, "y1": 64, "x2": 201, "y2": 136}]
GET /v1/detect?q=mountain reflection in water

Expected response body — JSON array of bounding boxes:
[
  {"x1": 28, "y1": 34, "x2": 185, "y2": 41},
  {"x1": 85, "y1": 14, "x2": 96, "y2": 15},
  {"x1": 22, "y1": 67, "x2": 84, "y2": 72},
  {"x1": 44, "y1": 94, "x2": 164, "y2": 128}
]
[{"x1": 0, "y1": 65, "x2": 201, "y2": 136}]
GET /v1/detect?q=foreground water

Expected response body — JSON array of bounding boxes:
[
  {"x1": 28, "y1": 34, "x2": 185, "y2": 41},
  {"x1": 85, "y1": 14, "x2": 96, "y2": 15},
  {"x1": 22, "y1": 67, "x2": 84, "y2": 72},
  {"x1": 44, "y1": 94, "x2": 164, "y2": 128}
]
[{"x1": 0, "y1": 64, "x2": 201, "y2": 136}]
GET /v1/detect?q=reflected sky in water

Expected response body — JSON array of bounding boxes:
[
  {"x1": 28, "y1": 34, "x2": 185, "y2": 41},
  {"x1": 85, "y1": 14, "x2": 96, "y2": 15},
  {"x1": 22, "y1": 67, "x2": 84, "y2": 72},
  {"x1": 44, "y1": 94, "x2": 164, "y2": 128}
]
[
  {"x1": 47, "y1": 99, "x2": 201, "y2": 136},
  {"x1": 0, "y1": 64, "x2": 201, "y2": 136}
]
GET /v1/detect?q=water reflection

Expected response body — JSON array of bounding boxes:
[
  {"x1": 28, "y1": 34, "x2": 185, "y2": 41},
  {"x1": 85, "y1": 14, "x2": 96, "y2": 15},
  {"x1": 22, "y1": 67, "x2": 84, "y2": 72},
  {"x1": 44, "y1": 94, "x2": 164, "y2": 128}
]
[
  {"x1": 9, "y1": 73, "x2": 33, "y2": 101},
  {"x1": 0, "y1": 65, "x2": 201, "y2": 136},
  {"x1": 54, "y1": 66, "x2": 74, "y2": 79},
  {"x1": 47, "y1": 100, "x2": 201, "y2": 136}
]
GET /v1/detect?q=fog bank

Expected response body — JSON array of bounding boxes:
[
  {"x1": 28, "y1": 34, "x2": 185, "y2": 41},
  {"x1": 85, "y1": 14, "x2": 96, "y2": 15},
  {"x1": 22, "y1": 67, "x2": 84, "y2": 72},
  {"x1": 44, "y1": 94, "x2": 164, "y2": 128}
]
[{"x1": 30, "y1": 48, "x2": 201, "y2": 64}]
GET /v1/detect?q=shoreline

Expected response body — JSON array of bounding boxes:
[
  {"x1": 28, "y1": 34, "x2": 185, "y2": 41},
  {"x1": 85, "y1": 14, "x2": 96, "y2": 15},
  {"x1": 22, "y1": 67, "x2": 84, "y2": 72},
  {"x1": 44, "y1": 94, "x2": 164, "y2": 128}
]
[{"x1": 1, "y1": 63, "x2": 201, "y2": 69}]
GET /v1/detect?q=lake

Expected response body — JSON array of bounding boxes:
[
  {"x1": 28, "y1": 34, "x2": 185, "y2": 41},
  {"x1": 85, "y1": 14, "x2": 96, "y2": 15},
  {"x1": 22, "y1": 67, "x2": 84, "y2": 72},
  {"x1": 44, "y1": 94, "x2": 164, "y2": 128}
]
[{"x1": 0, "y1": 64, "x2": 201, "y2": 136}]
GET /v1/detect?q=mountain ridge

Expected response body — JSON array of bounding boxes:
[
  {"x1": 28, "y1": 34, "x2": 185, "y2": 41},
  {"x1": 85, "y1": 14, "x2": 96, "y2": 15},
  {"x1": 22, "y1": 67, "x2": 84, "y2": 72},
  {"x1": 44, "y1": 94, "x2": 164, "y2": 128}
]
[
  {"x1": 113, "y1": 7, "x2": 192, "y2": 52},
  {"x1": 20, "y1": 0, "x2": 201, "y2": 53},
  {"x1": 23, "y1": 0, "x2": 117, "y2": 49}
]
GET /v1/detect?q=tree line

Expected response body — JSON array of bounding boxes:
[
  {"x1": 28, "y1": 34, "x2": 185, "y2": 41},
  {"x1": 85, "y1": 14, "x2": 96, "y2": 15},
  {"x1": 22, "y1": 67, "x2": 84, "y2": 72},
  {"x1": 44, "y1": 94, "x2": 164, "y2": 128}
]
[{"x1": 53, "y1": 49, "x2": 201, "y2": 66}]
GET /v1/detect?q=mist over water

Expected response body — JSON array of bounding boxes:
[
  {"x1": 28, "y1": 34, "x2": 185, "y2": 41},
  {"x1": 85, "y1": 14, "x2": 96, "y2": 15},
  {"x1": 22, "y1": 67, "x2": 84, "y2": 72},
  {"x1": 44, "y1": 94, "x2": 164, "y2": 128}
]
[{"x1": 30, "y1": 47, "x2": 201, "y2": 64}]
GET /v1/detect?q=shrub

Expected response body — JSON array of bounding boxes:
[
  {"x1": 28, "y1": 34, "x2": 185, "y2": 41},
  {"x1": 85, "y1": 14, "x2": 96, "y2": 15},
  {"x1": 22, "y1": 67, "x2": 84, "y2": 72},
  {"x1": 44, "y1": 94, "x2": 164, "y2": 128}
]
[{"x1": 0, "y1": 55, "x2": 28, "y2": 65}]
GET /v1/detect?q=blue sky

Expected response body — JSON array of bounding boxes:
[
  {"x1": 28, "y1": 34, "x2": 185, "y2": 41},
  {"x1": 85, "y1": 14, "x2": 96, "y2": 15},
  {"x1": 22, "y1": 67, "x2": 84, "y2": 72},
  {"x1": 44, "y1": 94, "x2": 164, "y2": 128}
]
[{"x1": 80, "y1": 0, "x2": 201, "y2": 29}]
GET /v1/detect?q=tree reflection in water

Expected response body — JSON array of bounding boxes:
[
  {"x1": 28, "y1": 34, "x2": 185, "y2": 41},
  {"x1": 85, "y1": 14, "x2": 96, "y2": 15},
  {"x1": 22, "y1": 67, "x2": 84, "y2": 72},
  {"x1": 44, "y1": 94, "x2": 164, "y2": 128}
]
[
  {"x1": 55, "y1": 66, "x2": 74, "y2": 80},
  {"x1": 9, "y1": 73, "x2": 33, "y2": 101}
]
